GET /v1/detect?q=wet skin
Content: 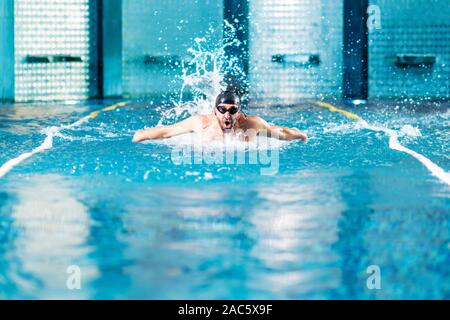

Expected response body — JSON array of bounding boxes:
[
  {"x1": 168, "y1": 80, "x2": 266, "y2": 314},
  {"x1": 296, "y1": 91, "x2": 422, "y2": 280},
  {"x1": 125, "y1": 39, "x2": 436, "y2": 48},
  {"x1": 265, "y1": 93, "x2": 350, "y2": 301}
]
[{"x1": 132, "y1": 103, "x2": 308, "y2": 143}]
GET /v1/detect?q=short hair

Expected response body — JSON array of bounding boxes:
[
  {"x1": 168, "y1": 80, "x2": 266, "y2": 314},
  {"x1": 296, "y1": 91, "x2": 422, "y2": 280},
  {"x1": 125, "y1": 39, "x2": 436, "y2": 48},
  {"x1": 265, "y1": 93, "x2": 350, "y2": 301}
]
[{"x1": 215, "y1": 90, "x2": 241, "y2": 108}]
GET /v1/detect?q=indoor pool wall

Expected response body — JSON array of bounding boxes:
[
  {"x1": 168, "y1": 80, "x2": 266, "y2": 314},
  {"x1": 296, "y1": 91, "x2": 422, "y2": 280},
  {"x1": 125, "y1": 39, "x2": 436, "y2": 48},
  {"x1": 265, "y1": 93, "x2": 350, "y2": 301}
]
[{"x1": 2, "y1": 0, "x2": 449, "y2": 102}]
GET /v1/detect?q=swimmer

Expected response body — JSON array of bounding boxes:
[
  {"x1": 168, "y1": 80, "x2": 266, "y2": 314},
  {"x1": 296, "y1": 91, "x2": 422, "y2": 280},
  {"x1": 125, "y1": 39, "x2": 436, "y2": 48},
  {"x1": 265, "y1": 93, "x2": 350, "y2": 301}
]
[{"x1": 132, "y1": 91, "x2": 307, "y2": 143}]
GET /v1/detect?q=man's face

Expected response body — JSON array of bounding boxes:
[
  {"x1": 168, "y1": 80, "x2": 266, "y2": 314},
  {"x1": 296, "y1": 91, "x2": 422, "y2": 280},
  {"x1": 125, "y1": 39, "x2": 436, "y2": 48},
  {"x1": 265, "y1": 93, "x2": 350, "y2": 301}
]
[{"x1": 214, "y1": 103, "x2": 240, "y2": 130}]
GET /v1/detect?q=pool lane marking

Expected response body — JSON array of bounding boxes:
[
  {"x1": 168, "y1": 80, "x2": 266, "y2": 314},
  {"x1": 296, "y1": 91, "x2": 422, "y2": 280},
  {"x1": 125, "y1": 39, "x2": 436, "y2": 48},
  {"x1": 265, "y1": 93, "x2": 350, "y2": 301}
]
[
  {"x1": 313, "y1": 101, "x2": 361, "y2": 120},
  {"x1": 312, "y1": 101, "x2": 450, "y2": 187},
  {"x1": 0, "y1": 101, "x2": 128, "y2": 179}
]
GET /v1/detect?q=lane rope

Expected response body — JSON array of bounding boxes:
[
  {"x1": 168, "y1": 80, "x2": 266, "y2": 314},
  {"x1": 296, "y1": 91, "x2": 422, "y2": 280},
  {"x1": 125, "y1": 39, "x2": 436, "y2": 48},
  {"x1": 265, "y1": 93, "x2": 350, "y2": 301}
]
[
  {"x1": 312, "y1": 101, "x2": 450, "y2": 187},
  {"x1": 0, "y1": 101, "x2": 128, "y2": 178},
  {"x1": 313, "y1": 101, "x2": 361, "y2": 120}
]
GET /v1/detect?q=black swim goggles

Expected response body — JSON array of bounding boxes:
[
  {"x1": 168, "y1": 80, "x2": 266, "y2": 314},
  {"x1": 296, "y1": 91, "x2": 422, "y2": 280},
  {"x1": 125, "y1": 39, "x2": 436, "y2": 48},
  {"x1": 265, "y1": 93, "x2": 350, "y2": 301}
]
[{"x1": 216, "y1": 105, "x2": 240, "y2": 115}]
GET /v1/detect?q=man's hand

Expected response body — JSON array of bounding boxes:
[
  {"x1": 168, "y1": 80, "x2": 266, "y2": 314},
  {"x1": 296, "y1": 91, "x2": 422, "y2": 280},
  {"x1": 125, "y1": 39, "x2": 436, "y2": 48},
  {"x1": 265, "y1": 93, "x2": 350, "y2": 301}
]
[
  {"x1": 269, "y1": 126, "x2": 308, "y2": 141},
  {"x1": 285, "y1": 127, "x2": 308, "y2": 141}
]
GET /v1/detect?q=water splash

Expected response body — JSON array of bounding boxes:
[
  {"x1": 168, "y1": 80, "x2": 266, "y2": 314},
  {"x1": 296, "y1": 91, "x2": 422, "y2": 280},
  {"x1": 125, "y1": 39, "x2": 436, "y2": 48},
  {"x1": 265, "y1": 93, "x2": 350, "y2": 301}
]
[
  {"x1": 358, "y1": 119, "x2": 450, "y2": 187},
  {"x1": 157, "y1": 21, "x2": 247, "y2": 125},
  {"x1": 398, "y1": 124, "x2": 422, "y2": 138}
]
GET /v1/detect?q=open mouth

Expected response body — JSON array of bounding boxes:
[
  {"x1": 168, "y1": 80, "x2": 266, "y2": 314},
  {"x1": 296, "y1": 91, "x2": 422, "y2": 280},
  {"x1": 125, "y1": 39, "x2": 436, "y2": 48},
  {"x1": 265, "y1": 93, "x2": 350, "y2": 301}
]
[{"x1": 224, "y1": 120, "x2": 232, "y2": 128}]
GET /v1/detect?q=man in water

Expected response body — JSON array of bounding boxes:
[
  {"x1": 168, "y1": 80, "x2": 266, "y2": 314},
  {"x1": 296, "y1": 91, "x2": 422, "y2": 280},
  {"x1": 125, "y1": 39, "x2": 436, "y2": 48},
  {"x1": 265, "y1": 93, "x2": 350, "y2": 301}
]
[{"x1": 132, "y1": 91, "x2": 307, "y2": 143}]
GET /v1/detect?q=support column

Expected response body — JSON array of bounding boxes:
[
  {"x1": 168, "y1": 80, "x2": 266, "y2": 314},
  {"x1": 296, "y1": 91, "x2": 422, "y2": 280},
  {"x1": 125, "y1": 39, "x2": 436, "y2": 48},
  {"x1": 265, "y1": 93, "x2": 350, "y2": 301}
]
[
  {"x1": 0, "y1": 0, "x2": 14, "y2": 102},
  {"x1": 343, "y1": 0, "x2": 368, "y2": 100},
  {"x1": 100, "y1": 0, "x2": 122, "y2": 98},
  {"x1": 223, "y1": 0, "x2": 249, "y2": 95}
]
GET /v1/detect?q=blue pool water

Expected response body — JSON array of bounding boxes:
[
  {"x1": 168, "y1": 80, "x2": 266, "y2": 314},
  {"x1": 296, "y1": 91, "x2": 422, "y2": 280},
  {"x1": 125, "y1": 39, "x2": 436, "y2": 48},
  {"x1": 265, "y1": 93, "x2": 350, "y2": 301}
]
[{"x1": 0, "y1": 98, "x2": 449, "y2": 299}]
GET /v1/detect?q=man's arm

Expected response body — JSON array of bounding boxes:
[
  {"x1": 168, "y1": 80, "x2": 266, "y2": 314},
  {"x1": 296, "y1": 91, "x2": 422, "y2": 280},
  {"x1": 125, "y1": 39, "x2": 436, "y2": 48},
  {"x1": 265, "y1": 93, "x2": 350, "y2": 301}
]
[
  {"x1": 132, "y1": 115, "x2": 201, "y2": 143},
  {"x1": 249, "y1": 116, "x2": 307, "y2": 141},
  {"x1": 267, "y1": 125, "x2": 308, "y2": 141}
]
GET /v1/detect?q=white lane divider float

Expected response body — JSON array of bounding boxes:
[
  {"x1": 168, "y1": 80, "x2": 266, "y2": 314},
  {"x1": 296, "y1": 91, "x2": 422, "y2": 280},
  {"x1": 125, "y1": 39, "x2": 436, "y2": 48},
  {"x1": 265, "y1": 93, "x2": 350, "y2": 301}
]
[
  {"x1": 313, "y1": 101, "x2": 450, "y2": 187},
  {"x1": 0, "y1": 102, "x2": 127, "y2": 178}
]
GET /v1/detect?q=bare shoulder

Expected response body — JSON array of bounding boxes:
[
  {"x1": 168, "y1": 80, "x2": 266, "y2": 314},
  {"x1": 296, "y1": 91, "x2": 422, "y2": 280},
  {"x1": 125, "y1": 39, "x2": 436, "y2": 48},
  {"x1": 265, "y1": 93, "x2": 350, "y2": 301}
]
[
  {"x1": 177, "y1": 114, "x2": 213, "y2": 132},
  {"x1": 197, "y1": 114, "x2": 214, "y2": 128},
  {"x1": 176, "y1": 114, "x2": 205, "y2": 127},
  {"x1": 241, "y1": 115, "x2": 271, "y2": 129}
]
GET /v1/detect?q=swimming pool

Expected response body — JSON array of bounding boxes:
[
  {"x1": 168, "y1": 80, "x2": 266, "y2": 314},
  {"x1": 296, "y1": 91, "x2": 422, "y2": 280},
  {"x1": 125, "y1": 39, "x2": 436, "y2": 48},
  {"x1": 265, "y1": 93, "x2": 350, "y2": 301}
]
[{"x1": 0, "y1": 98, "x2": 449, "y2": 299}]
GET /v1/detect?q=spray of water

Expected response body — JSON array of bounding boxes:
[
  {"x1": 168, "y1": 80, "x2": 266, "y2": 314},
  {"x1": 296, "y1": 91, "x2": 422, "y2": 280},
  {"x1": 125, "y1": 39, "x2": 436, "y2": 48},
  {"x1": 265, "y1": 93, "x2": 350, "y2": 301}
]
[{"x1": 157, "y1": 21, "x2": 247, "y2": 125}]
